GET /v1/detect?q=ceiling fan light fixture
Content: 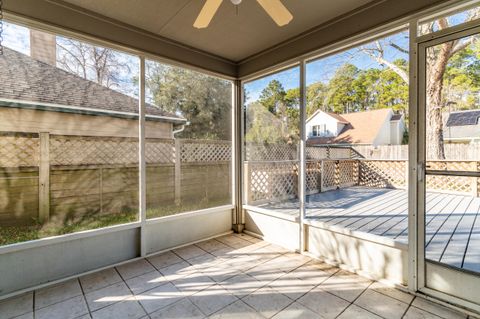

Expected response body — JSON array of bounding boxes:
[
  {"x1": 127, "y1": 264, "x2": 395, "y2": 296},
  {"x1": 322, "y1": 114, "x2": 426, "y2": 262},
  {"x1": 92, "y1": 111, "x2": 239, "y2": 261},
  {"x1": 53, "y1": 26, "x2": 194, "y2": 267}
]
[{"x1": 230, "y1": 0, "x2": 242, "y2": 5}]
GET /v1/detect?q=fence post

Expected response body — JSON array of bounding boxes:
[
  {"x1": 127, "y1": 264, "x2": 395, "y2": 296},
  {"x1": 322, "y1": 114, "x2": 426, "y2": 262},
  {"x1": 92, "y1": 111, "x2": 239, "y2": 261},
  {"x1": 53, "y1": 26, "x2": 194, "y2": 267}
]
[
  {"x1": 320, "y1": 161, "x2": 325, "y2": 192},
  {"x1": 39, "y1": 132, "x2": 50, "y2": 223},
  {"x1": 175, "y1": 139, "x2": 182, "y2": 205}
]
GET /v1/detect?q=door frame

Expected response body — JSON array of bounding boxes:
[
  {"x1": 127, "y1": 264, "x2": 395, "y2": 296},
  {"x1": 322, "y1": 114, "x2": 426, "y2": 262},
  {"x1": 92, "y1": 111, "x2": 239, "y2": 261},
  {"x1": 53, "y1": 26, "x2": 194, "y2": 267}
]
[{"x1": 415, "y1": 22, "x2": 480, "y2": 313}]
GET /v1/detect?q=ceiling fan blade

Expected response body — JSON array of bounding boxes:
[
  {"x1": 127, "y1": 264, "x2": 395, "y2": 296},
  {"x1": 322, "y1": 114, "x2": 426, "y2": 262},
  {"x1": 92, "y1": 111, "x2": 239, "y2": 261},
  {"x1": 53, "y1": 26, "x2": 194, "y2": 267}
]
[
  {"x1": 194, "y1": 0, "x2": 223, "y2": 29},
  {"x1": 256, "y1": 0, "x2": 293, "y2": 26}
]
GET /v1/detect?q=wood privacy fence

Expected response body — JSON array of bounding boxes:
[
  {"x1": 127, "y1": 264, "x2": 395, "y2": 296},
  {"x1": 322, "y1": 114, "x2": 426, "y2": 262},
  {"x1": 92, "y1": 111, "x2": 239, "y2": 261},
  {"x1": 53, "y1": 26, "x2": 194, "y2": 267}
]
[
  {"x1": 0, "y1": 133, "x2": 231, "y2": 226},
  {"x1": 353, "y1": 144, "x2": 480, "y2": 160},
  {"x1": 245, "y1": 159, "x2": 480, "y2": 204}
]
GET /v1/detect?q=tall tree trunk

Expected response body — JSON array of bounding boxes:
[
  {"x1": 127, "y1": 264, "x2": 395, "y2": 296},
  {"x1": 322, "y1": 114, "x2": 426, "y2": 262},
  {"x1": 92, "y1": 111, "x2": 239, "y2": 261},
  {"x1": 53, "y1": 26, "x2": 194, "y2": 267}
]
[{"x1": 425, "y1": 41, "x2": 454, "y2": 160}]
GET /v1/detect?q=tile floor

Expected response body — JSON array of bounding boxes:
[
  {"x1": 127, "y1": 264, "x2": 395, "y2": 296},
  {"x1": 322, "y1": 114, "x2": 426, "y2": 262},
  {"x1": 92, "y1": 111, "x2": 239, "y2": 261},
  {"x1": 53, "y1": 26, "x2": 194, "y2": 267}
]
[{"x1": 0, "y1": 233, "x2": 476, "y2": 319}]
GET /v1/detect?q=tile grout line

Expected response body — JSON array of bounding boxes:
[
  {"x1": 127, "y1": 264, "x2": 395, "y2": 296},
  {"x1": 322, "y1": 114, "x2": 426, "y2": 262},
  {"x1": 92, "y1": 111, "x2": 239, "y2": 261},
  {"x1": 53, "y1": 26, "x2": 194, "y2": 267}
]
[
  {"x1": 332, "y1": 281, "x2": 384, "y2": 319},
  {"x1": 32, "y1": 290, "x2": 36, "y2": 319},
  {"x1": 401, "y1": 295, "x2": 417, "y2": 319},
  {"x1": 118, "y1": 264, "x2": 152, "y2": 318},
  {"x1": 77, "y1": 277, "x2": 92, "y2": 317}
]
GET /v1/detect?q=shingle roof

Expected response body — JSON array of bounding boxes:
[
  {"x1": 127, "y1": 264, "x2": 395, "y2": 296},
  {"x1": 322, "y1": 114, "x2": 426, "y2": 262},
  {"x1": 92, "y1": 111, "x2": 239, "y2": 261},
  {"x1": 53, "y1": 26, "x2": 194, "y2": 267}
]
[
  {"x1": 0, "y1": 48, "x2": 185, "y2": 123},
  {"x1": 446, "y1": 110, "x2": 480, "y2": 127},
  {"x1": 308, "y1": 108, "x2": 394, "y2": 145}
]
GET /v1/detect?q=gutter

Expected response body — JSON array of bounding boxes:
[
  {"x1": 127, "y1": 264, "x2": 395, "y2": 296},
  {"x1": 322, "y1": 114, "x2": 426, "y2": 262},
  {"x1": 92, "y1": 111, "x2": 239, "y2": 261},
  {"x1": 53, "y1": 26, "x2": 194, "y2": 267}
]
[
  {"x1": 0, "y1": 98, "x2": 187, "y2": 124},
  {"x1": 173, "y1": 121, "x2": 190, "y2": 137}
]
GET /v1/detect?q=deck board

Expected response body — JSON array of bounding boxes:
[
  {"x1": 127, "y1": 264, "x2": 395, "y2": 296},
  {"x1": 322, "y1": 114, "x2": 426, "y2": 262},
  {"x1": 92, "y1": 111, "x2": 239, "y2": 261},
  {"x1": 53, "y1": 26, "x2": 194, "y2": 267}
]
[
  {"x1": 463, "y1": 199, "x2": 480, "y2": 273},
  {"x1": 440, "y1": 198, "x2": 480, "y2": 269},
  {"x1": 258, "y1": 186, "x2": 479, "y2": 272}
]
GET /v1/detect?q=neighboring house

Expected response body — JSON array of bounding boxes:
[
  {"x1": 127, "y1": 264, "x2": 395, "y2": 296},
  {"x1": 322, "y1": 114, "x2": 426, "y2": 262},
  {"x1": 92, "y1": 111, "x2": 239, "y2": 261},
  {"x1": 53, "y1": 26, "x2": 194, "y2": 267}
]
[
  {"x1": 306, "y1": 108, "x2": 405, "y2": 146},
  {"x1": 443, "y1": 110, "x2": 480, "y2": 144},
  {"x1": 0, "y1": 32, "x2": 186, "y2": 139}
]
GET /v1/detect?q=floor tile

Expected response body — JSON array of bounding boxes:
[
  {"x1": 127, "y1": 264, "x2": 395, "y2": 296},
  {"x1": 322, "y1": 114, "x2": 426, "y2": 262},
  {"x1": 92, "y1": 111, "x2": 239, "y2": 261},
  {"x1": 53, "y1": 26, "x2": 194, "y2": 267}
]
[
  {"x1": 337, "y1": 304, "x2": 382, "y2": 319},
  {"x1": 188, "y1": 285, "x2": 238, "y2": 316},
  {"x1": 147, "y1": 251, "x2": 183, "y2": 270},
  {"x1": 0, "y1": 292, "x2": 33, "y2": 319},
  {"x1": 149, "y1": 298, "x2": 205, "y2": 319},
  {"x1": 216, "y1": 235, "x2": 252, "y2": 249},
  {"x1": 174, "y1": 245, "x2": 207, "y2": 260},
  {"x1": 35, "y1": 295, "x2": 88, "y2": 319},
  {"x1": 319, "y1": 271, "x2": 371, "y2": 302},
  {"x1": 271, "y1": 302, "x2": 321, "y2": 319},
  {"x1": 85, "y1": 281, "x2": 132, "y2": 312},
  {"x1": 125, "y1": 271, "x2": 168, "y2": 295},
  {"x1": 159, "y1": 260, "x2": 197, "y2": 281},
  {"x1": 404, "y1": 306, "x2": 445, "y2": 319},
  {"x1": 80, "y1": 268, "x2": 123, "y2": 294},
  {"x1": 91, "y1": 300, "x2": 146, "y2": 319},
  {"x1": 297, "y1": 287, "x2": 350, "y2": 318},
  {"x1": 11, "y1": 313, "x2": 34, "y2": 319},
  {"x1": 116, "y1": 259, "x2": 156, "y2": 280},
  {"x1": 209, "y1": 300, "x2": 263, "y2": 319},
  {"x1": 245, "y1": 263, "x2": 286, "y2": 283},
  {"x1": 35, "y1": 279, "x2": 82, "y2": 309},
  {"x1": 412, "y1": 297, "x2": 467, "y2": 319},
  {"x1": 261, "y1": 254, "x2": 310, "y2": 273},
  {"x1": 268, "y1": 272, "x2": 316, "y2": 300},
  {"x1": 288, "y1": 263, "x2": 332, "y2": 286},
  {"x1": 369, "y1": 281, "x2": 414, "y2": 304},
  {"x1": 243, "y1": 287, "x2": 293, "y2": 318},
  {"x1": 200, "y1": 265, "x2": 240, "y2": 283},
  {"x1": 354, "y1": 289, "x2": 409, "y2": 319},
  {"x1": 172, "y1": 272, "x2": 215, "y2": 296},
  {"x1": 195, "y1": 239, "x2": 231, "y2": 253},
  {"x1": 134, "y1": 282, "x2": 184, "y2": 314},
  {"x1": 220, "y1": 273, "x2": 264, "y2": 298},
  {"x1": 187, "y1": 253, "x2": 224, "y2": 271}
]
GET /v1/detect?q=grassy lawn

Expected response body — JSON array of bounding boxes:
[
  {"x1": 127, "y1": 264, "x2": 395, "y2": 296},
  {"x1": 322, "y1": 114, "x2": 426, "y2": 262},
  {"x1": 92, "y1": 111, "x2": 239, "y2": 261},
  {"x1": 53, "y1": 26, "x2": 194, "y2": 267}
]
[{"x1": 0, "y1": 199, "x2": 230, "y2": 246}]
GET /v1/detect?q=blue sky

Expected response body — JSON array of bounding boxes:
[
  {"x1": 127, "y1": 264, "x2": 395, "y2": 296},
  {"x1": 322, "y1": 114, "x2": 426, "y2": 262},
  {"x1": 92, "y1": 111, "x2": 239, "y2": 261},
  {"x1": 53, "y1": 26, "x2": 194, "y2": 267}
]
[
  {"x1": 3, "y1": 21, "x2": 139, "y2": 98},
  {"x1": 245, "y1": 31, "x2": 409, "y2": 104}
]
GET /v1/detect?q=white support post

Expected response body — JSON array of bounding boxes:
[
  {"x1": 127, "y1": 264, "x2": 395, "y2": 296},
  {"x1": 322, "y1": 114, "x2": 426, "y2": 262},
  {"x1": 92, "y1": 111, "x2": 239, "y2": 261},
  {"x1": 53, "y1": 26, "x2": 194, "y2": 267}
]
[
  {"x1": 139, "y1": 56, "x2": 147, "y2": 257},
  {"x1": 299, "y1": 60, "x2": 307, "y2": 253},
  {"x1": 408, "y1": 18, "x2": 420, "y2": 292},
  {"x1": 232, "y1": 80, "x2": 245, "y2": 232},
  {"x1": 39, "y1": 132, "x2": 50, "y2": 223}
]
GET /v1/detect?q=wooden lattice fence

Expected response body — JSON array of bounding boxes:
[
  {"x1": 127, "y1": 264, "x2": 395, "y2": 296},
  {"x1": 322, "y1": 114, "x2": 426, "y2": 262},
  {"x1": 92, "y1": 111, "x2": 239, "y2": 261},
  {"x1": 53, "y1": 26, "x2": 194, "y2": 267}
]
[
  {"x1": 244, "y1": 158, "x2": 479, "y2": 205},
  {"x1": 0, "y1": 133, "x2": 232, "y2": 226}
]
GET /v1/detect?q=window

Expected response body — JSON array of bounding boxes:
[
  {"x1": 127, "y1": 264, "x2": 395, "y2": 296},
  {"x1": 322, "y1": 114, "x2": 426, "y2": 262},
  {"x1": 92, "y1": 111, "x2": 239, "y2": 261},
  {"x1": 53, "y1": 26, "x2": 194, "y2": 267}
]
[
  {"x1": 0, "y1": 22, "x2": 140, "y2": 246},
  {"x1": 418, "y1": 4, "x2": 480, "y2": 36},
  {"x1": 144, "y1": 60, "x2": 233, "y2": 219},
  {"x1": 303, "y1": 29, "x2": 410, "y2": 241},
  {"x1": 243, "y1": 67, "x2": 300, "y2": 215},
  {"x1": 312, "y1": 124, "x2": 327, "y2": 137}
]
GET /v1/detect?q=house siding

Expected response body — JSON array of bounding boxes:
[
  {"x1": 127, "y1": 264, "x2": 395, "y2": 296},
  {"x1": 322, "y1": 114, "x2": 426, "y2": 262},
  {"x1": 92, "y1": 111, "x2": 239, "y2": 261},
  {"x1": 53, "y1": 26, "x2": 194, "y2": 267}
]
[
  {"x1": 0, "y1": 107, "x2": 173, "y2": 138},
  {"x1": 306, "y1": 112, "x2": 344, "y2": 138}
]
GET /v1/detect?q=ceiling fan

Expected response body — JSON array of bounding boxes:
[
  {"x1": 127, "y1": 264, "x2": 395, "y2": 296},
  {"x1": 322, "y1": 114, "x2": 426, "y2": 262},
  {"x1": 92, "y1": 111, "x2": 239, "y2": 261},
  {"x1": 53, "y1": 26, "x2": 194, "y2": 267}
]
[{"x1": 194, "y1": 0, "x2": 293, "y2": 28}]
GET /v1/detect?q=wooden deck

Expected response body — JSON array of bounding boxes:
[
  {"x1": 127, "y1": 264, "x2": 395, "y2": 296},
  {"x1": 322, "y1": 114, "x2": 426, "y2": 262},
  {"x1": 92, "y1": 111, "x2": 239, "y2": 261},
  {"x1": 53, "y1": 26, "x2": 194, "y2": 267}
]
[{"x1": 258, "y1": 186, "x2": 480, "y2": 273}]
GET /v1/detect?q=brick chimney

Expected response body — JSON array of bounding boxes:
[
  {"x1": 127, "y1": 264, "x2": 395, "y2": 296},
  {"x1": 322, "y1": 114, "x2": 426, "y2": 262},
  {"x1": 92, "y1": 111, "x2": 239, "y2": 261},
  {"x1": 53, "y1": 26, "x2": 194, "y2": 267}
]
[{"x1": 30, "y1": 30, "x2": 56, "y2": 66}]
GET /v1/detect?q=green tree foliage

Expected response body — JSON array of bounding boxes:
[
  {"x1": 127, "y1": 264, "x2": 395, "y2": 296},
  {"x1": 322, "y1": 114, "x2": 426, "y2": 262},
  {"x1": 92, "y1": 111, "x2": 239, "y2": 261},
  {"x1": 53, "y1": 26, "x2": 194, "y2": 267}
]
[
  {"x1": 245, "y1": 80, "x2": 300, "y2": 144},
  {"x1": 145, "y1": 62, "x2": 232, "y2": 140}
]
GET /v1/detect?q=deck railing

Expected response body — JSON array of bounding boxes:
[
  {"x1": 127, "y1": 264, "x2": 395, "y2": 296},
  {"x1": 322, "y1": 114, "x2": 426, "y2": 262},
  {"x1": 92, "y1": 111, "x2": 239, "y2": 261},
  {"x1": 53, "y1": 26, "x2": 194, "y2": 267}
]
[{"x1": 244, "y1": 159, "x2": 480, "y2": 204}]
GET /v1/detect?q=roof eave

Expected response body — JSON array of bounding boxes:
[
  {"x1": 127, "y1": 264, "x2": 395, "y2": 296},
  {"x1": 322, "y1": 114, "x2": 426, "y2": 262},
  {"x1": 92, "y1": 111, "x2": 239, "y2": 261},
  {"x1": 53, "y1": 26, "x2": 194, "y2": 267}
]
[{"x1": 0, "y1": 99, "x2": 187, "y2": 124}]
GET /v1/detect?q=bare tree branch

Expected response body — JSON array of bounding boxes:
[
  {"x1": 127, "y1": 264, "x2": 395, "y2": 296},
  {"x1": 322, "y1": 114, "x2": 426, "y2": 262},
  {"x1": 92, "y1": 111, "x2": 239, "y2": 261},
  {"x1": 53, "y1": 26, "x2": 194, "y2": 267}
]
[{"x1": 360, "y1": 41, "x2": 409, "y2": 83}]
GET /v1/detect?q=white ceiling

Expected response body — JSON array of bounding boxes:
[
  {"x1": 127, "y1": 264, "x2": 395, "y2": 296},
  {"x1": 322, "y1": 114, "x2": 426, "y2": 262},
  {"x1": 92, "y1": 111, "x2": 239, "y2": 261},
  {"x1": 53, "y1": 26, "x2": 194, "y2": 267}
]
[{"x1": 58, "y1": 0, "x2": 376, "y2": 62}]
